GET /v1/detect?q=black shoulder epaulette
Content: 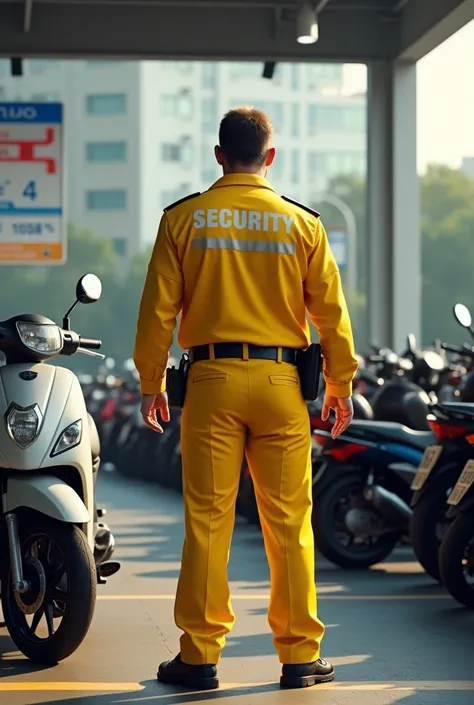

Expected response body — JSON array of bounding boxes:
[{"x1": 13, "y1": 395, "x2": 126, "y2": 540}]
[
  {"x1": 281, "y1": 195, "x2": 320, "y2": 218},
  {"x1": 164, "y1": 192, "x2": 201, "y2": 212}
]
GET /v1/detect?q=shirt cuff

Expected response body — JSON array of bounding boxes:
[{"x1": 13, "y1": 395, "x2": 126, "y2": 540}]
[
  {"x1": 140, "y1": 375, "x2": 167, "y2": 395},
  {"x1": 325, "y1": 381, "x2": 352, "y2": 398}
]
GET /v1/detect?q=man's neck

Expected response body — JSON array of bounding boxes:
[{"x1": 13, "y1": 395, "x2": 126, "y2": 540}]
[{"x1": 222, "y1": 165, "x2": 267, "y2": 177}]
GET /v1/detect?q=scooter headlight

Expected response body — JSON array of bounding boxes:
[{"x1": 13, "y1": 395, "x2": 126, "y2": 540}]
[
  {"x1": 51, "y1": 419, "x2": 82, "y2": 457},
  {"x1": 16, "y1": 322, "x2": 62, "y2": 354},
  {"x1": 6, "y1": 404, "x2": 42, "y2": 449}
]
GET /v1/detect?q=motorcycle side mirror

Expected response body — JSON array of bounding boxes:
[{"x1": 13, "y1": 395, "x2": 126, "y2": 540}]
[
  {"x1": 76, "y1": 273, "x2": 102, "y2": 304},
  {"x1": 63, "y1": 273, "x2": 103, "y2": 331},
  {"x1": 454, "y1": 303, "x2": 472, "y2": 330}
]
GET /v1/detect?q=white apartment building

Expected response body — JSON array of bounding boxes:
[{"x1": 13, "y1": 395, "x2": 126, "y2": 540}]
[{"x1": 0, "y1": 59, "x2": 366, "y2": 259}]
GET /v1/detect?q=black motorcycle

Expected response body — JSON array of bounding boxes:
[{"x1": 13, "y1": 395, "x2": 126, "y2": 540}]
[
  {"x1": 311, "y1": 416, "x2": 433, "y2": 569},
  {"x1": 438, "y1": 456, "x2": 474, "y2": 608}
]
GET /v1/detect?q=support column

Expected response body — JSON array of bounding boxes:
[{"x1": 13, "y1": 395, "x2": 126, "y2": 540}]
[{"x1": 366, "y1": 61, "x2": 420, "y2": 352}]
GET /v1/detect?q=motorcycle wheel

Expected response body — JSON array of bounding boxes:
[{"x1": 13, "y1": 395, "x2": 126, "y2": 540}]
[
  {"x1": 438, "y1": 513, "x2": 474, "y2": 609},
  {"x1": 1, "y1": 512, "x2": 97, "y2": 663},
  {"x1": 313, "y1": 474, "x2": 400, "y2": 569},
  {"x1": 410, "y1": 472, "x2": 454, "y2": 582}
]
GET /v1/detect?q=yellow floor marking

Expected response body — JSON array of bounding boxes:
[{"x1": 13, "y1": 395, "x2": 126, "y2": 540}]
[
  {"x1": 97, "y1": 593, "x2": 449, "y2": 601},
  {"x1": 0, "y1": 683, "x2": 144, "y2": 692},
  {"x1": 1, "y1": 681, "x2": 473, "y2": 694},
  {"x1": 219, "y1": 681, "x2": 474, "y2": 691}
]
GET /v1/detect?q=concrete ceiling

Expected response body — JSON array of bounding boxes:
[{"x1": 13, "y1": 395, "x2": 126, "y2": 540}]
[{"x1": 0, "y1": 0, "x2": 473, "y2": 63}]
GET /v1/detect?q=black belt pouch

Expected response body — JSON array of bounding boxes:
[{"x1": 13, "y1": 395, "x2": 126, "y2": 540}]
[
  {"x1": 296, "y1": 343, "x2": 323, "y2": 401},
  {"x1": 166, "y1": 353, "x2": 190, "y2": 409}
]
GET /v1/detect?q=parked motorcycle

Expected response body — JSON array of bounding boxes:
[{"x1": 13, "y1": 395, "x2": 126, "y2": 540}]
[
  {"x1": 439, "y1": 452, "x2": 474, "y2": 608},
  {"x1": 0, "y1": 273, "x2": 119, "y2": 664},
  {"x1": 410, "y1": 303, "x2": 474, "y2": 581},
  {"x1": 311, "y1": 416, "x2": 433, "y2": 568}
]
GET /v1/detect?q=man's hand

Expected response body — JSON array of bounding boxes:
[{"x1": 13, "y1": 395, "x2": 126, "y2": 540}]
[
  {"x1": 140, "y1": 392, "x2": 170, "y2": 433},
  {"x1": 321, "y1": 394, "x2": 353, "y2": 439}
]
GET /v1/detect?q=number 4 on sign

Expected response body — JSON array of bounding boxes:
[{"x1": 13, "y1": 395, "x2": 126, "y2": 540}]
[{"x1": 23, "y1": 181, "x2": 37, "y2": 201}]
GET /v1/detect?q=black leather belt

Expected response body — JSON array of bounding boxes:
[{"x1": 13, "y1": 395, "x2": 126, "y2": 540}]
[{"x1": 189, "y1": 343, "x2": 298, "y2": 365}]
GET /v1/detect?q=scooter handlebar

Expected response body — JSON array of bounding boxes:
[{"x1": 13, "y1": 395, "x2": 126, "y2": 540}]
[
  {"x1": 79, "y1": 337, "x2": 102, "y2": 350},
  {"x1": 441, "y1": 342, "x2": 474, "y2": 358}
]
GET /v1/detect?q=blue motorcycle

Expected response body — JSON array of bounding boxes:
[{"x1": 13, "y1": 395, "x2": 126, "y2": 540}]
[{"x1": 312, "y1": 417, "x2": 434, "y2": 569}]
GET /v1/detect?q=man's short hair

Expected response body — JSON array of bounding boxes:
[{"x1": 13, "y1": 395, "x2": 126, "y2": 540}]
[{"x1": 218, "y1": 106, "x2": 273, "y2": 167}]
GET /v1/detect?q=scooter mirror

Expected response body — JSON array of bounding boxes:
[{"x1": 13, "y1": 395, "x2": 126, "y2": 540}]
[
  {"x1": 76, "y1": 273, "x2": 102, "y2": 304},
  {"x1": 453, "y1": 303, "x2": 472, "y2": 329}
]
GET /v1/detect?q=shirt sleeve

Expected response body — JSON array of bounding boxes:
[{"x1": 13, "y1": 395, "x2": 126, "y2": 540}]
[
  {"x1": 304, "y1": 219, "x2": 359, "y2": 398},
  {"x1": 133, "y1": 212, "x2": 183, "y2": 395}
]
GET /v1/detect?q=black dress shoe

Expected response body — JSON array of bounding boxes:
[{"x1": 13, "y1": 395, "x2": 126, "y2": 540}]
[
  {"x1": 280, "y1": 658, "x2": 335, "y2": 689},
  {"x1": 157, "y1": 654, "x2": 219, "y2": 690}
]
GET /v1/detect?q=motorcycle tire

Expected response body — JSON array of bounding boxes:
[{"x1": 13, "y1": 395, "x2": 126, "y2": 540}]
[
  {"x1": 1, "y1": 512, "x2": 97, "y2": 663},
  {"x1": 312, "y1": 474, "x2": 400, "y2": 569},
  {"x1": 438, "y1": 513, "x2": 474, "y2": 609},
  {"x1": 410, "y1": 470, "x2": 455, "y2": 583}
]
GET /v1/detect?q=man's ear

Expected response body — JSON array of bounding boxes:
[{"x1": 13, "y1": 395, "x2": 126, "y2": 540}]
[
  {"x1": 215, "y1": 145, "x2": 225, "y2": 165},
  {"x1": 266, "y1": 147, "x2": 276, "y2": 166}
]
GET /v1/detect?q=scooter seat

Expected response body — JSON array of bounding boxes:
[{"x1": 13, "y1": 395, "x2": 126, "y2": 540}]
[
  {"x1": 436, "y1": 402, "x2": 474, "y2": 419},
  {"x1": 349, "y1": 420, "x2": 434, "y2": 450}
]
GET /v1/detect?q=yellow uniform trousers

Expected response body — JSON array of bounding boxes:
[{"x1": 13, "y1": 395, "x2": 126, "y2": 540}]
[{"x1": 174, "y1": 357, "x2": 325, "y2": 665}]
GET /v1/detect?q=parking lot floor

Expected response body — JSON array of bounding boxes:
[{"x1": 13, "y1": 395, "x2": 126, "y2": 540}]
[{"x1": 1, "y1": 472, "x2": 473, "y2": 705}]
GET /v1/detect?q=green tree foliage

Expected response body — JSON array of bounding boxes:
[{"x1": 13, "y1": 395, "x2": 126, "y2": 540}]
[{"x1": 312, "y1": 165, "x2": 474, "y2": 350}]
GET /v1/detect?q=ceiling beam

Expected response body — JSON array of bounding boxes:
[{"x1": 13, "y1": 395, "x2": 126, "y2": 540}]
[
  {"x1": 398, "y1": 0, "x2": 474, "y2": 61},
  {"x1": 0, "y1": 1, "x2": 400, "y2": 62}
]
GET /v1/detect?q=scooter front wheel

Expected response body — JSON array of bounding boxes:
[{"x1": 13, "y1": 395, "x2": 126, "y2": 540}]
[{"x1": 1, "y1": 512, "x2": 97, "y2": 664}]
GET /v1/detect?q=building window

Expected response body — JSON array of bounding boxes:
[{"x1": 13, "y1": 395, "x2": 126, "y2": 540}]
[
  {"x1": 291, "y1": 64, "x2": 300, "y2": 90},
  {"x1": 308, "y1": 151, "x2": 366, "y2": 178},
  {"x1": 86, "y1": 94, "x2": 127, "y2": 115},
  {"x1": 86, "y1": 141, "x2": 127, "y2": 162},
  {"x1": 308, "y1": 104, "x2": 365, "y2": 132},
  {"x1": 86, "y1": 190, "x2": 127, "y2": 211},
  {"x1": 291, "y1": 151, "x2": 299, "y2": 184},
  {"x1": 291, "y1": 103, "x2": 300, "y2": 138},
  {"x1": 202, "y1": 98, "x2": 217, "y2": 134},
  {"x1": 112, "y1": 237, "x2": 127, "y2": 257},
  {"x1": 202, "y1": 62, "x2": 217, "y2": 89},
  {"x1": 162, "y1": 143, "x2": 181, "y2": 162},
  {"x1": 307, "y1": 64, "x2": 343, "y2": 88},
  {"x1": 162, "y1": 90, "x2": 193, "y2": 119}
]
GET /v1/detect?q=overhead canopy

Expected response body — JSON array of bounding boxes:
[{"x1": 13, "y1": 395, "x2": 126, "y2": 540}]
[{"x1": 0, "y1": 0, "x2": 473, "y2": 64}]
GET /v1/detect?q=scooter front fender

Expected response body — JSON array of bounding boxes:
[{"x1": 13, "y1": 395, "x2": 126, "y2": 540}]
[{"x1": 4, "y1": 475, "x2": 90, "y2": 523}]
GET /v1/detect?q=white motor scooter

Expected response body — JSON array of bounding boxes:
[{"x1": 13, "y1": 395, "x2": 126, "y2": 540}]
[{"x1": 0, "y1": 273, "x2": 120, "y2": 664}]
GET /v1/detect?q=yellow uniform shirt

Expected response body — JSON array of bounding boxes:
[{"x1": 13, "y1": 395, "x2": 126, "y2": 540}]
[{"x1": 133, "y1": 173, "x2": 358, "y2": 397}]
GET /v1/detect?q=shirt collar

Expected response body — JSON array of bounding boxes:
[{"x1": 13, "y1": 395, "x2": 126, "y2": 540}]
[{"x1": 208, "y1": 173, "x2": 276, "y2": 192}]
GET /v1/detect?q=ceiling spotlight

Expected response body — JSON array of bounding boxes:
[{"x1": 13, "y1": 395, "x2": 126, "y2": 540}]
[{"x1": 296, "y1": 2, "x2": 319, "y2": 45}]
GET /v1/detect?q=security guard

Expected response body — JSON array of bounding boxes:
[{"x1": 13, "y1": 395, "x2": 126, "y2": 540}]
[{"x1": 133, "y1": 106, "x2": 358, "y2": 690}]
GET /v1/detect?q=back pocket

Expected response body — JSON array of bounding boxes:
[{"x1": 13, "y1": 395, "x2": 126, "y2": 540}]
[
  {"x1": 192, "y1": 373, "x2": 228, "y2": 384},
  {"x1": 269, "y1": 374, "x2": 299, "y2": 386}
]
